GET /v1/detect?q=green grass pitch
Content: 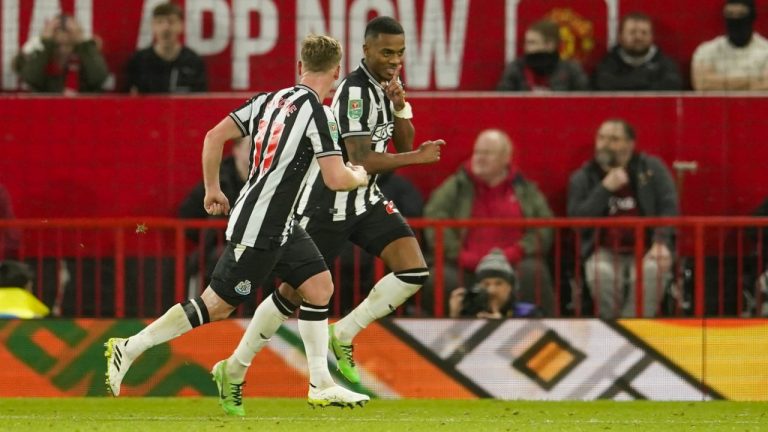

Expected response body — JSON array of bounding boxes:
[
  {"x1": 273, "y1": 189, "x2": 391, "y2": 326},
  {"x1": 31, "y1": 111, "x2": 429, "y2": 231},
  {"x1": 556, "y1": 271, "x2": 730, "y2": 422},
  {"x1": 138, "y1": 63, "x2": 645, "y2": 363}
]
[{"x1": 0, "y1": 398, "x2": 766, "y2": 431}]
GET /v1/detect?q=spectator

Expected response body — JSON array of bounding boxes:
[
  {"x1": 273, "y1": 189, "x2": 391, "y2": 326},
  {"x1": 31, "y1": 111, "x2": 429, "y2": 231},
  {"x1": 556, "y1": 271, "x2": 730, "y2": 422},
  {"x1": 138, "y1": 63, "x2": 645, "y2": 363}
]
[
  {"x1": 12, "y1": 14, "x2": 108, "y2": 93},
  {"x1": 0, "y1": 184, "x2": 20, "y2": 260},
  {"x1": 125, "y1": 1, "x2": 206, "y2": 93},
  {"x1": 449, "y1": 249, "x2": 542, "y2": 318},
  {"x1": 179, "y1": 137, "x2": 248, "y2": 292},
  {"x1": 0, "y1": 260, "x2": 49, "y2": 319},
  {"x1": 425, "y1": 129, "x2": 555, "y2": 315},
  {"x1": 567, "y1": 119, "x2": 679, "y2": 319},
  {"x1": 692, "y1": 0, "x2": 768, "y2": 91},
  {"x1": 497, "y1": 19, "x2": 588, "y2": 92},
  {"x1": 593, "y1": 12, "x2": 682, "y2": 91}
]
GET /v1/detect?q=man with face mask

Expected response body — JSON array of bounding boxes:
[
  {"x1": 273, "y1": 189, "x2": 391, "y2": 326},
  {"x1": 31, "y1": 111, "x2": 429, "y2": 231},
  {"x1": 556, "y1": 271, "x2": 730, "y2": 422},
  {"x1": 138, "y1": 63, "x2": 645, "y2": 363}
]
[
  {"x1": 568, "y1": 119, "x2": 679, "y2": 319},
  {"x1": 593, "y1": 12, "x2": 682, "y2": 91},
  {"x1": 692, "y1": 0, "x2": 768, "y2": 90},
  {"x1": 496, "y1": 19, "x2": 588, "y2": 91}
]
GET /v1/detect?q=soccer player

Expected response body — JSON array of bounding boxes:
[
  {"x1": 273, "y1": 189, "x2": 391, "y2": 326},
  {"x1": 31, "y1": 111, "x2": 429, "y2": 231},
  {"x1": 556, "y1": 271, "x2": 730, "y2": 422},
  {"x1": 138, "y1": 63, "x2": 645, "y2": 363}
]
[
  {"x1": 105, "y1": 34, "x2": 370, "y2": 412},
  {"x1": 211, "y1": 16, "x2": 445, "y2": 415}
]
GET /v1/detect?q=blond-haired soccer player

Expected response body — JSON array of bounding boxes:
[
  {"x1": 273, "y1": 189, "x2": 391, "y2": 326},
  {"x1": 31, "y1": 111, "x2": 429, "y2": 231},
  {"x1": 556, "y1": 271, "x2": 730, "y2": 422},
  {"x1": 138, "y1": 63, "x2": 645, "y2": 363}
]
[{"x1": 105, "y1": 35, "x2": 370, "y2": 414}]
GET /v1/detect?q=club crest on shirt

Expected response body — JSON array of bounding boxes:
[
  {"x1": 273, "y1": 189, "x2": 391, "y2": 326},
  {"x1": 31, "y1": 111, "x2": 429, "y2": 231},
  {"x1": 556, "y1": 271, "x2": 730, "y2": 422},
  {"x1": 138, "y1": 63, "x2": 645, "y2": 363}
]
[
  {"x1": 328, "y1": 121, "x2": 339, "y2": 143},
  {"x1": 348, "y1": 99, "x2": 363, "y2": 120},
  {"x1": 234, "y1": 280, "x2": 252, "y2": 295}
]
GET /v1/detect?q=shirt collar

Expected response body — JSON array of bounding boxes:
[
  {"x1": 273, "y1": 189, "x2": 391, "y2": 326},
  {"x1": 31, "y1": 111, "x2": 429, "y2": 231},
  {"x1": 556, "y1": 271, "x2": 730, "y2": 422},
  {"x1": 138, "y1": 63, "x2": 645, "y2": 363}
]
[
  {"x1": 359, "y1": 59, "x2": 386, "y2": 89},
  {"x1": 296, "y1": 83, "x2": 320, "y2": 101}
]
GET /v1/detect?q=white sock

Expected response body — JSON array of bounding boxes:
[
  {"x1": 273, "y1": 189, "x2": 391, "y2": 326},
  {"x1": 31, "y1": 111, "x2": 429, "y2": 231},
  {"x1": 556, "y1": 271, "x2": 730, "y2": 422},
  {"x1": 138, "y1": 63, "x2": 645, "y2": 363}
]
[
  {"x1": 298, "y1": 302, "x2": 334, "y2": 389},
  {"x1": 334, "y1": 271, "x2": 421, "y2": 343},
  {"x1": 226, "y1": 293, "x2": 294, "y2": 381},
  {"x1": 125, "y1": 303, "x2": 192, "y2": 359}
]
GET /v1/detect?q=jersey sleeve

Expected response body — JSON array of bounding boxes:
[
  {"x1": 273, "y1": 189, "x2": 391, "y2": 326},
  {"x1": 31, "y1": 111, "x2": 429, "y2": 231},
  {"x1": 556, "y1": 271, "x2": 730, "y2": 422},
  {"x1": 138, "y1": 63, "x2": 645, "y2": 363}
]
[
  {"x1": 307, "y1": 104, "x2": 343, "y2": 159},
  {"x1": 228, "y1": 93, "x2": 265, "y2": 137},
  {"x1": 333, "y1": 82, "x2": 373, "y2": 139}
]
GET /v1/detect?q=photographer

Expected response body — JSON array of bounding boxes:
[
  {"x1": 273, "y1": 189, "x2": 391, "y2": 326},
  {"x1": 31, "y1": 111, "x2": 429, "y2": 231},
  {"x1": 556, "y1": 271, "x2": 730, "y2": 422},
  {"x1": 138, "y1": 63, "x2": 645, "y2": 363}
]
[
  {"x1": 13, "y1": 14, "x2": 108, "y2": 93},
  {"x1": 567, "y1": 119, "x2": 679, "y2": 318},
  {"x1": 449, "y1": 249, "x2": 541, "y2": 318}
]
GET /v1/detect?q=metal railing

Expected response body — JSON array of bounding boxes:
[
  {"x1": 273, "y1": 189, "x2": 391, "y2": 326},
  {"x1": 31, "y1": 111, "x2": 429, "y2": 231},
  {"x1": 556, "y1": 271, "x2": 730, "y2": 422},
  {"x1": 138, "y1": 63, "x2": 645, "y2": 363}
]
[{"x1": 2, "y1": 217, "x2": 767, "y2": 318}]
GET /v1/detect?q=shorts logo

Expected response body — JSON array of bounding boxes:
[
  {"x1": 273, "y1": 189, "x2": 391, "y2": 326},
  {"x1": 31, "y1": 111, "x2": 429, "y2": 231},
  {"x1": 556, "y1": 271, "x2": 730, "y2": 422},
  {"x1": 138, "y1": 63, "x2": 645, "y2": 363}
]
[
  {"x1": 384, "y1": 200, "x2": 399, "y2": 214},
  {"x1": 348, "y1": 99, "x2": 363, "y2": 120},
  {"x1": 234, "y1": 280, "x2": 252, "y2": 295},
  {"x1": 328, "y1": 121, "x2": 339, "y2": 143}
]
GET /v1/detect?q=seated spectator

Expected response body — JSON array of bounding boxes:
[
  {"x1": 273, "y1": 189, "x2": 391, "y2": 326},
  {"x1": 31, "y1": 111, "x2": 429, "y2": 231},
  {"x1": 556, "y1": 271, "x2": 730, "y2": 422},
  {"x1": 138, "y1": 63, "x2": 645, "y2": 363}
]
[
  {"x1": 497, "y1": 19, "x2": 588, "y2": 92},
  {"x1": 0, "y1": 184, "x2": 20, "y2": 260},
  {"x1": 12, "y1": 14, "x2": 108, "y2": 93},
  {"x1": 567, "y1": 119, "x2": 679, "y2": 319},
  {"x1": 747, "y1": 198, "x2": 768, "y2": 316},
  {"x1": 125, "y1": 1, "x2": 207, "y2": 93},
  {"x1": 593, "y1": 12, "x2": 682, "y2": 91},
  {"x1": 179, "y1": 138, "x2": 248, "y2": 292},
  {"x1": 692, "y1": 0, "x2": 768, "y2": 91},
  {"x1": 449, "y1": 249, "x2": 542, "y2": 318},
  {"x1": 425, "y1": 129, "x2": 555, "y2": 315},
  {"x1": 0, "y1": 260, "x2": 49, "y2": 319}
]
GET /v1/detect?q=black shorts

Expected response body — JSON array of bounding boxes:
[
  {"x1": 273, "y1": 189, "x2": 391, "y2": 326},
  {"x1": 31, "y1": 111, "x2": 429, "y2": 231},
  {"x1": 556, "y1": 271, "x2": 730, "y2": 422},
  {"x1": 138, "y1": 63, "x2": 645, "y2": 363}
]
[
  {"x1": 298, "y1": 199, "x2": 415, "y2": 266},
  {"x1": 210, "y1": 225, "x2": 328, "y2": 307}
]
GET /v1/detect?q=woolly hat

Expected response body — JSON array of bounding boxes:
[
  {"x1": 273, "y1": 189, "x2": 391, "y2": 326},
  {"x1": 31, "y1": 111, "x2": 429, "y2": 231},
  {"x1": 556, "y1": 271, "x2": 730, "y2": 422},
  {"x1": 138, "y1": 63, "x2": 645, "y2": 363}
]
[{"x1": 475, "y1": 248, "x2": 516, "y2": 285}]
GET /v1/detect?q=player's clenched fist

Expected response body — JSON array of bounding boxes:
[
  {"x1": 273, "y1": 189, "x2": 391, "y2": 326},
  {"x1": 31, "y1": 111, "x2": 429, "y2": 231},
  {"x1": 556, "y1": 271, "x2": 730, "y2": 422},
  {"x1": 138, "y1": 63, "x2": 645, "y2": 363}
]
[
  {"x1": 416, "y1": 139, "x2": 446, "y2": 163},
  {"x1": 346, "y1": 162, "x2": 369, "y2": 187},
  {"x1": 204, "y1": 189, "x2": 230, "y2": 216}
]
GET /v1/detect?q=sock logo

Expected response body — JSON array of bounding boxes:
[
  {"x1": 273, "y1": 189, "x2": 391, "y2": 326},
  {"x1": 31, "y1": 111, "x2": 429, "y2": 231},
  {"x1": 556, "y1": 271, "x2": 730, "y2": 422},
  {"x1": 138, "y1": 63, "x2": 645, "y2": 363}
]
[{"x1": 234, "y1": 280, "x2": 252, "y2": 295}]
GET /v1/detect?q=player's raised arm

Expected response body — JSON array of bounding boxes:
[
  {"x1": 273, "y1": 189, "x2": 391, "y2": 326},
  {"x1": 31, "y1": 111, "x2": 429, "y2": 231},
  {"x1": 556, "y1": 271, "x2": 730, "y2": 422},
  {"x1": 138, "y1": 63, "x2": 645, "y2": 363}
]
[
  {"x1": 202, "y1": 116, "x2": 243, "y2": 215},
  {"x1": 385, "y1": 65, "x2": 415, "y2": 153}
]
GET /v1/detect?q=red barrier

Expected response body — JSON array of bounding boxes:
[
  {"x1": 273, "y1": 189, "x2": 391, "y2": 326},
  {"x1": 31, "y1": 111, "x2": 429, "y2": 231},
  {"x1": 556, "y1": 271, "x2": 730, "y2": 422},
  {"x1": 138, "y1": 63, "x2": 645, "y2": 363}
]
[
  {"x1": 3, "y1": 216, "x2": 768, "y2": 319},
  {"x1": 2, "y1": 95, "x2": 768, "y2": 220}
]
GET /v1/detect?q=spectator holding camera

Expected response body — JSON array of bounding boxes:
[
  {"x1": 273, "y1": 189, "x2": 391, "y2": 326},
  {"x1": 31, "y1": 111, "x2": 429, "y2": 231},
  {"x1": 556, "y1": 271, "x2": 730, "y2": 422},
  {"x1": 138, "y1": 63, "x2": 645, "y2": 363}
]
[
  {"x1": 13, "y1": 14, "x2": 108, "y2": 93},
  {"x1": 567, "y1": 119, "x2": 679, "y2": 319},
  {"x1": 449, "y1": 249, "x2": 540, "y2": 318}
]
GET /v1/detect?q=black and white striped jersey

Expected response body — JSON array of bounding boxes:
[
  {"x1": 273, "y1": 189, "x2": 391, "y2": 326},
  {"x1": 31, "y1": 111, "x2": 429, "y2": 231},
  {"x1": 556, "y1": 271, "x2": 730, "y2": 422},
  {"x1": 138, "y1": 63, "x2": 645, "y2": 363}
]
[
  {"x1": 294, "y1": 60, "x2": 394, "y2": 222},
  {"x1": 225, "y1": 84, "x2": 342, "y2": 248}
]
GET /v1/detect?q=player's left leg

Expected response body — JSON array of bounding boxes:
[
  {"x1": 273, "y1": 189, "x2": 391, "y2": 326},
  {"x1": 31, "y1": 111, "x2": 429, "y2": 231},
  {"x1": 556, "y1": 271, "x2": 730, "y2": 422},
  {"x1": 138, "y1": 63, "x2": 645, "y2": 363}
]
[{"x1": 331, "y1": 204, "x2": 428, "y2": 383}]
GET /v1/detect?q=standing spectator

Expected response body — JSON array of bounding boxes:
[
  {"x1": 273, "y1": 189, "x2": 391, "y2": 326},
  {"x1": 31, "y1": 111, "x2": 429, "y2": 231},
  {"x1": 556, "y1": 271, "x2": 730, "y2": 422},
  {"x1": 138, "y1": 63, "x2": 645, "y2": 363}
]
[
  {"x1": 593, "y1": 13, "x2": 682, "y2": 91},
  {"x1": 497, "y1": 19, "x2": 588, "y2": 92},
  {"x1": 13, "y1": 14, "x2": 108, "y2": 93},
  {"x1": 567, "y1": 119, "x2": 679, "y2": 319},
  {"x1": 692, "y1": 0, "x2": 768, "y2": 90},
  {"x1": 125, "y1": 1, "x2": 207, "y2": 93},
  {"x1": 0, "y1": 184, "x2": 20, "y2": 260},
  {"x1": 425, "y1": 129, "x2": 555, "y2": 315}
]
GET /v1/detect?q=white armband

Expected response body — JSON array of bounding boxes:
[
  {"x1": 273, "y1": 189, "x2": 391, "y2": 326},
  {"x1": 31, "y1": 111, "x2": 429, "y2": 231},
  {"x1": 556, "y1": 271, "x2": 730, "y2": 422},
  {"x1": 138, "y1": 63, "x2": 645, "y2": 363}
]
[{"x1": 393, "y1": 102, "x2": 413, "y2": 119}]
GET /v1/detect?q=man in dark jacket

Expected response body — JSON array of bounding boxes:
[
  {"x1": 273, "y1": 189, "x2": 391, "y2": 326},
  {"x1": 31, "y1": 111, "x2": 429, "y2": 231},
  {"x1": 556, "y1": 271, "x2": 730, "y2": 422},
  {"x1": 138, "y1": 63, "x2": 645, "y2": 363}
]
[
  {"x1": 593, "y1": 13, "x2": 682, "y2": 91},
  {"x1": 568, "y1": 119, "x2": 679, "y2": 318},
  {"x1": 125, "y1": 2, "x2": 206, "y2": 93}
]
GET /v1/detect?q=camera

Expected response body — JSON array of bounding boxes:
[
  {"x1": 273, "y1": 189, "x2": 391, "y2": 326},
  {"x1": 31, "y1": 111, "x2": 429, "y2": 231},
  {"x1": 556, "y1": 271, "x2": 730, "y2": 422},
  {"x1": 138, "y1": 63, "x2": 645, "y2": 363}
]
[{"x1": 460, "y1": 284, "x2": 489, "y2": 316}]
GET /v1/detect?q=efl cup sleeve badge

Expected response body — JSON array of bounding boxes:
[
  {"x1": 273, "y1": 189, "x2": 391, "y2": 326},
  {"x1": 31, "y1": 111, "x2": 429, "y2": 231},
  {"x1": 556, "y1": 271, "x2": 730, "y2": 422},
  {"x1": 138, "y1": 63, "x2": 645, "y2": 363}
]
[
  {"x1": 348, "y1": 99, "x2": 363, "y2": 120},
  {"x1": 328, "y1": 121, "x2": 339, "y2": 144},
  {"x1": 385, "y1": 200, "x2": 399, "y2": 214},
  {"x1": 234, "y1": 280, "x2": 252, "y2": 295}
]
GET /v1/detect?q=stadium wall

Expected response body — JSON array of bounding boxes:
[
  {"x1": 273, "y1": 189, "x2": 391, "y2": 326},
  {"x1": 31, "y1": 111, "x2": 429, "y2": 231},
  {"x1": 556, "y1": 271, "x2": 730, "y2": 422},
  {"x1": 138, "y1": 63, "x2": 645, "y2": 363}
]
[
  {"x1": 1, "y1": 318, "x2": 766, "y2": 401},
  {"x1": 1, "y1": 95, "x2": 767, "y2": 219},
  {"x1": 2, "y1": 0, "x2": 768, "y2": 91}
]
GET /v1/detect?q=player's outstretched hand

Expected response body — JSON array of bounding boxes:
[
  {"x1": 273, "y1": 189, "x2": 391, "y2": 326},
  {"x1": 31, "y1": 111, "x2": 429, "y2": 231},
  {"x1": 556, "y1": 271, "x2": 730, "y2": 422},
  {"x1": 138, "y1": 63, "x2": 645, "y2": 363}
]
[
  {"x1": 416, "y1": 139, "x2": 446, "y2": 164},
  {"x1": 204, "y1": 189, "x2": 230, "y2": 216}
]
